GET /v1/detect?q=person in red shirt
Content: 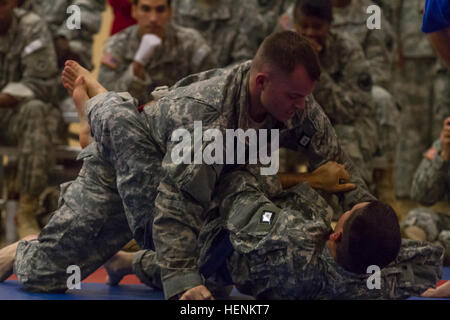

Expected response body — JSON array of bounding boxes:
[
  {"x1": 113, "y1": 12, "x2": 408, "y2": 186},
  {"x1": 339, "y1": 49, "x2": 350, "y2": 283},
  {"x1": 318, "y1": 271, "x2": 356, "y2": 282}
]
[{"x1": 109, "y1": 0, "x2": 137, "y2": 35}]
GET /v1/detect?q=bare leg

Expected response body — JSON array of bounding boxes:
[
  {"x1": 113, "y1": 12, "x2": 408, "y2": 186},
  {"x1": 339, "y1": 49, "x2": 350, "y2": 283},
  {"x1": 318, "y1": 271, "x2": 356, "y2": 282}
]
[
  {"x1": 62, "y1": 60, "x2": 107, "y2": 99},
  {"x1": 0, "y1": 235, "x2": 38, "y2": 282},
  {"x1": 62, "y1": 60, "x2": 107, "y2": 148},
  {"x1": 104, "y1": 251, "x2": 134, "y2": 286},
  {"x1": 72, "y1": 76, "x2": 93, "y2": 148}
]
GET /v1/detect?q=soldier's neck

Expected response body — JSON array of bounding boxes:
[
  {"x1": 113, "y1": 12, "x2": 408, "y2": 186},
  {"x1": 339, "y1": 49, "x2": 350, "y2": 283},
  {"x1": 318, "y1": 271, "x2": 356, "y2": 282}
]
[
  {"x1": 325, "y1": 240, "x2": 337, "y2": 261},
  {"x1": 248, "y1": 77, "x2": 267, "y2": 123}
]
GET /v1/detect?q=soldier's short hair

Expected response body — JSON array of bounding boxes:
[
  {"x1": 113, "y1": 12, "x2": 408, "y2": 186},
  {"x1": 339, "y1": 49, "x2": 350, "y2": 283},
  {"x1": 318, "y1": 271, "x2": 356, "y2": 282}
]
[
  {"x1": 253, "y1": 31, "x2": 321, "y2": 81},
  {"x1": 133, "y1": 0, "x2": 172, "y2": 7},
  {"x1": 336, "y1": 201, "x2": 402, "y2": 274},
  {"x1": 294, "y1": 0, "x2": 333, "y2": 23}
]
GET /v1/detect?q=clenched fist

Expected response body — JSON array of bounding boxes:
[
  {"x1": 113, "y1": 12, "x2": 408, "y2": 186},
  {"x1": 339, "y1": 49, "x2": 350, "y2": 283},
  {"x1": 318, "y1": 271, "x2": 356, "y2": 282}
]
[{"x1": 308, "y1": 161, "x2": 356, "y2": 193}]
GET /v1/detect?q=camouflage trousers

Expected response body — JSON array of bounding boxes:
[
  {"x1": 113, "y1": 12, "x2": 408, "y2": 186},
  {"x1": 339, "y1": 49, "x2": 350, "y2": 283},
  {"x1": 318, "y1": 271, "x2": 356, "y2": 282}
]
[
  {"x1": 401, "y1": 208, "x2": 450, "y2": 262},
  {"x1": 394, "y1": 58, "x2": 444, "y2": 198},
  {"x1": 0, "y1": 99, "x2": 56, "y2": 197},
  {"x1": 372, "y1": 85, "x2": 400, "y2": 160},
  {"x1": 14, "y1": 108, "x2": 164, "y2": 292}
]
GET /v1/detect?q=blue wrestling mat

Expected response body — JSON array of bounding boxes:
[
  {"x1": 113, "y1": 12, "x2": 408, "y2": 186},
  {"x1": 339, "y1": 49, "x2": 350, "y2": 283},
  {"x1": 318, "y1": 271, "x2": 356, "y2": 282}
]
[{"x1": 0, "y1": 268, "x2": 448, "y2": 300}]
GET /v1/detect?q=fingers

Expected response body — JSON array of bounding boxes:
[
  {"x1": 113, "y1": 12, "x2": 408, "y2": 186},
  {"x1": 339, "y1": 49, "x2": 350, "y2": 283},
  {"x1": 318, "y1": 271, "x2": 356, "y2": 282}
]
[
  {"x1": 334, "y1": 183, "x2": 357, "y2": 193},
  {"x1": 179, "y1": 285, "x2": 215, "y2": 300},
  {"x1": 339, "y1": 167, "x2": 351, "y2": 182}
]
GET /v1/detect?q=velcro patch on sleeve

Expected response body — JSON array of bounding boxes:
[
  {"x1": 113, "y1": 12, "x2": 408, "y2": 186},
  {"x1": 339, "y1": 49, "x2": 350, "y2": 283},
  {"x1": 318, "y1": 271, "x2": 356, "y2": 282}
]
[
  {"x1": 425, "y1": 147, "x2": 437, "y2": 160},
  {"x1": 101, "y1": 53, "x2": 119, "y2": 69},
  {"x1": 24, "y1": 39, "x2": 43, "y2": 55}
]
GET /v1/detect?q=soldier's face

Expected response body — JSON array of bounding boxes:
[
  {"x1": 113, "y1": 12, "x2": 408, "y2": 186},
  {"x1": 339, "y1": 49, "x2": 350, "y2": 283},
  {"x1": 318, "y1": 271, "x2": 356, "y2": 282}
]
[
  {"x1": 294, "y1": 11, "x2": 330, "y2": 48},
  {"x1": 259, "y1": 65, "x2": 316, "y2": 122},
  {"x1": 133, "y1": 0, "x2": 172, "y2": 39},
  {"x1": 0, "y1": 0, "x2": 16, "y2": 33}
]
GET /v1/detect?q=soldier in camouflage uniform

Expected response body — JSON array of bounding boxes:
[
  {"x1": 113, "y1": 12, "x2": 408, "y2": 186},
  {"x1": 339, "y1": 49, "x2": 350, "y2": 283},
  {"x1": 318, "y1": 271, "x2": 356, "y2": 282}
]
[
  {"x1": 278, "y1": 0, "x2": 399, "y2": 160},
  {"x1": 331, "y1": 0, "x2": 399, "y2": 160},
  {"x1": 292, "y1": 0, "x2": 378, "y2": 189},
  {"x1": 0, "y1": 2, "x2": 59, "y2": 238},
  {"x1": 253, "y1": 0, "x2": 291, "y2": 38},
  {"x1": 108, "y1": 164, "x2": 443, "y2": 299},
  {"x1": 401, "y1": 118, "x2": 450, "y2": 265},
  {"x1": 393, "y1": 0, "x2": 438, "y2": 199},
  {"x1": 19, "y1": 0, "x2": 105, "y2": 146},
  {"x1": 98, "y1": 0, "x2": 214, "y2": 106},
  {"x1": 171, "y1": 0, "x2": 265, "y2": 68},
  {"x1": 2, "y1": 32, "x2": 375, "y2": 299},
  {"x1": 20, "y1": 0, "x2": 105, "y2": 70}
]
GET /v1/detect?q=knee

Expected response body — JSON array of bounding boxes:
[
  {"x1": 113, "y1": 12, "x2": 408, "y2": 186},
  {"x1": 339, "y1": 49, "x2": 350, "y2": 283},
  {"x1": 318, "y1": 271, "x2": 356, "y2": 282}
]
[
  {"x1": 14, "y1": 239, "x2": 68, "y2": 293},
  {"x1": 19, "y1": 100, "x2": 50, "y2": 120}
]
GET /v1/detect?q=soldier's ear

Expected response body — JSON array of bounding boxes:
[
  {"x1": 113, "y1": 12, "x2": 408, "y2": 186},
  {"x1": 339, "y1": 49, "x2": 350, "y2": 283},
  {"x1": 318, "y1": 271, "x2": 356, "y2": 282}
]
[
  {"x1": 255, "y1": 73, "x2": 268, "y2": 90},
  {"x1": 131, "y1": 2, "x2": 138, "y2": 20},
  {"x1": 329, "y1": 231, "x2": 342, "y2": 242}
]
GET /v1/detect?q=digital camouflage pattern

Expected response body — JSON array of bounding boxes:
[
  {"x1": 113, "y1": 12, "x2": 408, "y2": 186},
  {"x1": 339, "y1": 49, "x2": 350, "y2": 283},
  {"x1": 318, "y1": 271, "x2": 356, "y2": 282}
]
[
  {"x1": 86, "y1": 61, "x2": 375, "y2": 298},
  {"x1": 332, "y1": 0, "x2": 395, "y2": 89},
  {"x1": 98, "y1": 23, "x2": 214, "y2": 105},
  {"x1": 133, "y1": 164, "x2": 443, "y2": 299},
  {"x1": 275, "y1": 1, "x2": 399, "y2": 159},
  {"x1": 393, "y1": 0, "x2": 439, "y2": 198},
  {"x1": 171, "y1": 0, "x2": 265, "y2": 67},
  {"x1": 0, "y1": 8, "x2": 58, "y2": 196},
  {"x1": 14, "y1": 61, "x2": 374, "y2": 298},
  {"x1": 253, "y1": 0, "x2": 291, "y2": 38},
  {"x1": 21, "y1": 0, "x2": 105, "y2": 69},
  {"x1": 15, "y1": 142, "x2": 134, "y2": 292},
  {"x1": 313, "y1": 31, "x2": 378, "y2": 187},
  {"x1": 411, "y1": 140, "x2": 450, "y2": 206},
  {"x1": 275, "y1": 0, "x2": 395, "y2": 87},
  {"x1": 211, "y1": 167, "x2": 443, "y2": 299},
  {"x1": 401, "y1": 208, "x2": 450, "y2": 264}
]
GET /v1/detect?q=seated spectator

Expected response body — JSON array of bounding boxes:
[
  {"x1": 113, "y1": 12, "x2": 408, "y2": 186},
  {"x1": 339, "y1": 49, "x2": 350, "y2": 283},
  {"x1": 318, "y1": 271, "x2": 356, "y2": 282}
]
[{"x1": 0, "y1": 1, "x2": 59, "y2": 237}]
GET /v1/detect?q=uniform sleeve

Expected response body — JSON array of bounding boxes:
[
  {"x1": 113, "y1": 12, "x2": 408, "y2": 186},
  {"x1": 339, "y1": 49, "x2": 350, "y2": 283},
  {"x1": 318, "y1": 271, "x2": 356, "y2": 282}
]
[
  {"x1": 313, "y1": 37, "x2": 375, "y2": 126},
  {"x1": 363, "y1": 27, "x2": 394, "y2": 88},
  {"x1": 152, "y1": 100, "x2": 225, "y2": 299},
  {"x1": 295, "y1": 98, "x2": 377, "y2": 211},
  {"x1": 411, "y1": 140, "x2": 449, "y2": 206},
  {"x1": 187, "y1": 32, "x2": 217, "y2": 73},
  {"x1": 215, "y1": 168, "x2": 332, "y2": 268},
  {"x1": 328, "y1": 240, "x2": 444, "y2": 300},
  {"x1": 229, "y1": 2, "x2": 265, "y2": 66},
  {"x1": 314, "y1": 36, "x2": 379, "y2": 158},
  {"x1": 98, "y1": 38, "x2": 153, "y2": 104},
  {"x1": 1, "y1": 18, "x2": 58, "y2": 102}
]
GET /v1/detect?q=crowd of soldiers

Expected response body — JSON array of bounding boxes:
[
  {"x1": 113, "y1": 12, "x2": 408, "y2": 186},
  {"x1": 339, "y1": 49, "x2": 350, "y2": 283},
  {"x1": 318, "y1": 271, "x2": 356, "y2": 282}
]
[{"x1": 0, "y1": 0, "x2": 449, "y2": 299}]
